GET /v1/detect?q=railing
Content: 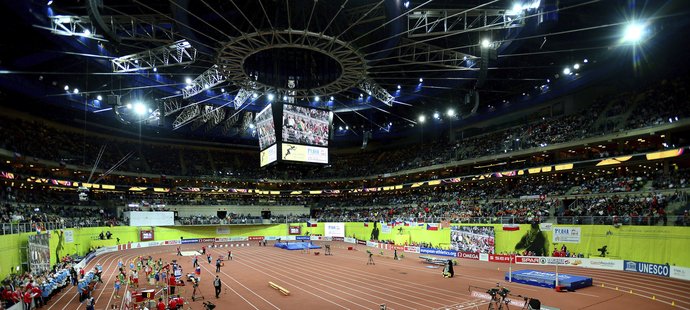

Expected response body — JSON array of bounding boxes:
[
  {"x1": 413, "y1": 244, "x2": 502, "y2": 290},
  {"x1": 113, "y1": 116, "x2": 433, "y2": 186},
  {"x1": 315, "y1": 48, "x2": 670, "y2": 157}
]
[
  {"x1": 555, "y1": 215, "x2": 687, "y2": 226},
  {"x1": 0, "y1": 220, "x2": 118, "y2": 235},
  {"x1": 1, "y1": 215, "x2": 688, "y2": 235}
]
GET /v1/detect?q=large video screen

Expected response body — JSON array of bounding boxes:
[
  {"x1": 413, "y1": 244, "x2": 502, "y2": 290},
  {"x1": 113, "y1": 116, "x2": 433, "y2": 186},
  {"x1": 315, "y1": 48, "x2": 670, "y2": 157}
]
[
  {"x1": 450, "y1": 226, "x2": 495, "y2": 254},
  {"x1": 255, "y1": 104, "x2": 276, "y2": 150},
  {"x1": 282, "y1": 143, "x2": 328, "y2": 164},
  {"x1": 260, "y1": 144, "x2": 278, "y2": 167},
  {"x1": 281, "y1": 104, "x2": 330, "y2": 147}
]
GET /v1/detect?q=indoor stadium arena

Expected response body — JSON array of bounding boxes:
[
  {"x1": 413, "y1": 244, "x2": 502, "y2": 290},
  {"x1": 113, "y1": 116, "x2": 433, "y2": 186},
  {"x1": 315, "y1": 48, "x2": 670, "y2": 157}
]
[{"x1": 1, "y1": 0, "x2": 690, "y2": 309}]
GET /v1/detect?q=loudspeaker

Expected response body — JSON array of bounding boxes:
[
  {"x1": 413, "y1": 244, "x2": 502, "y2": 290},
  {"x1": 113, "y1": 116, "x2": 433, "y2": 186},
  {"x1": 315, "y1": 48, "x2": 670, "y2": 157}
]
[
  {"x1": 528, "y1": 298, "x2": 541, "y2": 309},
  {"x1": 217, "y1": 211, "x2": 227, "y2": 219}
]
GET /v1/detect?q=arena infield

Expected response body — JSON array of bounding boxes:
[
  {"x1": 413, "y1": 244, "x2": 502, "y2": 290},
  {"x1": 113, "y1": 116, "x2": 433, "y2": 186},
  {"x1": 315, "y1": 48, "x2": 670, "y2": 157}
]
[{"x1": 44, "y1": 242, "x2": 687, "y2": 310}]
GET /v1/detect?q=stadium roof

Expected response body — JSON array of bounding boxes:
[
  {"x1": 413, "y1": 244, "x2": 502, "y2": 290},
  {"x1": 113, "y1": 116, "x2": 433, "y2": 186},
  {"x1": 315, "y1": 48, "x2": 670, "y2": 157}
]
[{"x1": 0, "y1": 0, "x2": 688, "y2": 147}]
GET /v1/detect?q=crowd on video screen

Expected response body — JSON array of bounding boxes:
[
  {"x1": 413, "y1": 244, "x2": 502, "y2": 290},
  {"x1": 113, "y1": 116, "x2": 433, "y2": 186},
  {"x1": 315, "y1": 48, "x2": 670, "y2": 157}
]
[
  {"x1": 281, "y1": 104, "x2": 330, "y2": 147},
  {"x1": 450, "y1": 226, "x2": 495, "y2": 254},
  {"x1": 256, "y1": 107, "x2": 276, "y2": 150}
]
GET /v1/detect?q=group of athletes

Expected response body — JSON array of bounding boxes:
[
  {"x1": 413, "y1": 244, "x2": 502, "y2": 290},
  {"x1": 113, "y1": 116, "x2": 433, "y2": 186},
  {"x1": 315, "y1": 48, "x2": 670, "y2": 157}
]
[{"x1": 101, "y1": 244, "x2": 234, "y2": 309}]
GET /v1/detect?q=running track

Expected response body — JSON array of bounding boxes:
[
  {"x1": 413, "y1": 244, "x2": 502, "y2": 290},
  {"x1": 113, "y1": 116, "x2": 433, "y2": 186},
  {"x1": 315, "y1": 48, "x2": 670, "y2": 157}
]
[{"x1": 43, "y1": 242, "x2": 685, "y2": 309}]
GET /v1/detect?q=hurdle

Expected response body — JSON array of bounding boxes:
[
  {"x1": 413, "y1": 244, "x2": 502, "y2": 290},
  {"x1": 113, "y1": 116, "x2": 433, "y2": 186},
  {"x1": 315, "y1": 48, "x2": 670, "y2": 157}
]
[{"x1": 268, "y1": 282, "x2": 290, "y2": 296}]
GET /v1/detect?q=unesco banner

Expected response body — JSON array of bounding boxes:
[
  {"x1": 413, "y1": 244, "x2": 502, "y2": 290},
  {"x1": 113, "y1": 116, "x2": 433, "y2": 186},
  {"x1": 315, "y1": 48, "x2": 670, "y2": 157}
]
[{"x1": 624, "y1": 260, "x2": 670, "y2": 277}]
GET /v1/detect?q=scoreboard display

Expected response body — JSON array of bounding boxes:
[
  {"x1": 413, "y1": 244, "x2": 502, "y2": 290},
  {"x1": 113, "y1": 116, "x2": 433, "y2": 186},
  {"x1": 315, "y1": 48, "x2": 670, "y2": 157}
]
[{"x1": 256, "y1": 102, "x2": 333, "y2": 167}]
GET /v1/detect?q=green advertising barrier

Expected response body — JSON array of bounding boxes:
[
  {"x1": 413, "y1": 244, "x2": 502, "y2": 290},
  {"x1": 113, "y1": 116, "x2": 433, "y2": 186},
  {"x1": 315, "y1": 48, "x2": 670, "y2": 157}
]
[{"x1": 1, "y1": 222, "x2": 689, "y2": 280}]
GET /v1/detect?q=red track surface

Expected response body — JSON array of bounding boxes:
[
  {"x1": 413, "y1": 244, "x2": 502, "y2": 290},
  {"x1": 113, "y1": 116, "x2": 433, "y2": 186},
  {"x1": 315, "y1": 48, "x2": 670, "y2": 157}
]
[{"x1": 44, "y1": 242, "x2": 687, "y2": 310}]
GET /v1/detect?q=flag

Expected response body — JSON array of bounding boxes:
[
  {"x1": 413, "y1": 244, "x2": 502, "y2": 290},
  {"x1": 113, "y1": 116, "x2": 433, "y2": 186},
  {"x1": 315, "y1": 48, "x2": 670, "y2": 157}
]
[
  {"x1": 404, "y1": 221, "x2": 411, "y2": 227},
  {"x1": 426, "y1": 223, "x2": 439, "y2": 231},
  {"x1": 307, "y1": 220, "x2": 318, "y2": 227},
  {"x1": 417, "y1": 222, "x2": 425, "y2": 227},
  {"x1": 502, "y1": 224, "x2": 520, "y2": 231}
]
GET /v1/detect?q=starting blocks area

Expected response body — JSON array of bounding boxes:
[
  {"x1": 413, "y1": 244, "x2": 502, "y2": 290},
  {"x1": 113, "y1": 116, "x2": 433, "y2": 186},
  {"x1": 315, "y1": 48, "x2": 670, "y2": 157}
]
[
  {"x1": 506, "y1": 269, "x2": 592, "y2": 290},
  {"x1": 274, "y1": 242, "x2": 322, "y2": 250}
]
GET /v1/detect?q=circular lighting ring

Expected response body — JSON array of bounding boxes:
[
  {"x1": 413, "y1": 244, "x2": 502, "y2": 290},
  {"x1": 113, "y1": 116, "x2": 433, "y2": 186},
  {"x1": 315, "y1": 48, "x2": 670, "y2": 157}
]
[{"x1": 218, "y1": 30, "x2": 367, "y2": 98}]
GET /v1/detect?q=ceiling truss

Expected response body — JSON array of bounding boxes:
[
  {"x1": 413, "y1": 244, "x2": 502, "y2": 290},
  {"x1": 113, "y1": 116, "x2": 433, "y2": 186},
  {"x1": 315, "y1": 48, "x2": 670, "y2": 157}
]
[{"x1": 407, "y1": 9, "x2": 525, "y2": 38}]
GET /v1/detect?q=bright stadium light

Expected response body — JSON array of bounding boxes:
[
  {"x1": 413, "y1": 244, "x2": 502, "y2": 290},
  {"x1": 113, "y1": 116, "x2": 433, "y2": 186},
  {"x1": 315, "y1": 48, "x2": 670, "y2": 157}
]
[
  {"x1": 563, "y1": 67, "x2": 571, "y2": 75},
  {"x1": 64, "y1": 85, "x2": 69, "y2": 91},
  {"x1": 73, "y1": 88, "x2": 79, "y2": 94},
  {"x1": 267, "y1": 93, "x2": 274, "y2": 101},
  {"x1": 221, "y1": 88, "x2": 225, "y2": 93},
  {"x1": 314, "y1": 96, "x2": 320, "y2": 102},
  {"x1": 418, "y1": 115, "x2": 426, "y2": 123},
  {"x1": 282, "y1": 95, "x2": 288, "y2": 101},
  {"x1": 126, "y1": 103, "x2": 132, "y2": 109},
  {"x1": 573, "y1": 63, "x2": 580, "y2": 70},
  {"x1": 447, "y1": 108, "x2": 455, "y2": 117},
  {"x1": 96, "y1": 95, "x2": 102, "y2": 101},
  {"x1": 133, "y1": 102, "x2": 146, "y2": 115},
  {"x1": 397, "y1": 85, "x2": 401, "y2": 89},
  {"x1": 185, "y1": 77, "x2": 192, "y2": 84},
  {"x1": 82, "y1": 29, "x2": 91, "y2": 36},
  {"x1": 251, "y1": 93, "x2": 258, "y2": 99},
  {"x1": 153, "y1": 67, "x2": 157, "y2": 72},
  {"x1": 419, "y1": 78, "x2": 424, "y2": 83},
  {"x1": 330, "y1": 96, "x2": 334, "y2": 101},
  {"x1": 623, "y1": 22, "x2": 645, "y2": 43},
  {"x1": 481, "y1": 38, "x2": 491, "y2": 48},
  {"x1": 433, "y1": 112, "x2": 440, "y2": 119}
]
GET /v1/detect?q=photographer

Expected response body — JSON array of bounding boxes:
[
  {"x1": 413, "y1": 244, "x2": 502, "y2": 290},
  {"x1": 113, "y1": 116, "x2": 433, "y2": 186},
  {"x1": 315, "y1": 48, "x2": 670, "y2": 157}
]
[{"x1": 191, "y1": 276, "x2": 200, "y2": 300}]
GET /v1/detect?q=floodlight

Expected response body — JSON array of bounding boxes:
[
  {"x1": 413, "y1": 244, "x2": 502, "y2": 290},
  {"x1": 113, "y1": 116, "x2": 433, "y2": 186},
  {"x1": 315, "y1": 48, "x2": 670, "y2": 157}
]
[
  {"x1": 47, "y1": 0, "x2": 53, "y2": 5},
  {"x1": 83, "y1": 29, "x2": 91, "y2": 36},
  {"x1": 573, "y1": 63, "x2": 580, "y2": 70},
  {"x1": 418, "y1": 115, "x2": 426, "y2": 123},
  {"x1": 419, "y1": 78, "x2": 424, "y2": 83},
  {"x1": 96, "y1": 95, "x2": 102, "y2": 101},
  {"x1": 623, "y1": 23, "x2": 645, "y2": 43},
  {"x1": 330, "y1": 96, "x2": 334, "y2": 101},
  {"x1": 433, "y1": 112, "x2": 440, "y2": 119},
  {"x1": 221, "y1": 88, "x2": 225, "y2": 93},
  {"x1": 267, "y1": 93, "x2": 274, "y2": 101},
  {"x1": 403, "y1": 1, "x2": 410, "y2": 8},
  {"x1": 64, "y1": 85, "x2": 69, "y2": 91},
  {"x1": 345, "y1": 125, "x2": 349, "y2": 130},
  {"x1": 338, "y1": 126, "x2": 343, "y2": 130},
  {"x1": 583, "y1": 59, "x2": 589, "y2": 63},
  {"x1": 133, "y1": 102, "x2": 146, "y2": 115},
  {"x1": 481, "y1": 39, "x2": 491, "y2": 48},
  {"x1": 185, "y1": 77, "x2": 192, "y2": 84},
  {"x1": 252, "y1": 93, "x2": 258, "y2": 99},
  {"x1": 153, "y1": 67, "x2": 157, "y2": 72},
  {"x1": 249, "y1": 123, "x2": 255, "y2": 129},
  {"x1": 314, "y1": 96, "x2": 320, "y2": 102},
  {"x1": 73, "y1": 88, "x2": 79, "y2": 94},
  {"x1": 447, "y1": 108, "x2": 455, "y2": 117},
  {"x1": 397, "y1": 85, "x2": 401, "y2": 89},
  {"x1": 282, "y1": 95, "x2": 288, "y2": 101},
  {"x1": 563, "y1": 67, "x2": 571, "y2": 75},
  {"x1": 126, "y1": 103, "x2": 132, "y2": 109}
]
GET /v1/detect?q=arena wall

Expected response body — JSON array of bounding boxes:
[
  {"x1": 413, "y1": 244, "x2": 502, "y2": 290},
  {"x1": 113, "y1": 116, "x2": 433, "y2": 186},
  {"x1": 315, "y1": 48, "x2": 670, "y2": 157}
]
[{"x1": 1, "y1": 223, "x2": 689, "y2": 279}]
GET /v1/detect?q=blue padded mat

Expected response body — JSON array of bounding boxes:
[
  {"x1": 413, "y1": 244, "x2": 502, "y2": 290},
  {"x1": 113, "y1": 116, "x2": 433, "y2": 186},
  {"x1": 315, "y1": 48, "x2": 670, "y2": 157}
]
[
  {"x1": 274, "y1": 242, "x2": 322, "y2": 250},
  {"x1": 506, "y1": 269, "x2": 592, "y2": 290}
]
